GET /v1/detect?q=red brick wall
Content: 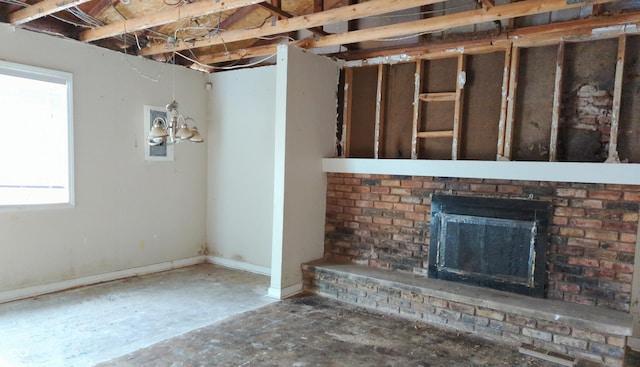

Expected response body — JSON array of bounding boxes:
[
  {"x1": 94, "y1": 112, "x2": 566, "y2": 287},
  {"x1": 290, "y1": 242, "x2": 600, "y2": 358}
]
[{"x1": 324, "y1": 173, "x2": 639, "y2": 312}]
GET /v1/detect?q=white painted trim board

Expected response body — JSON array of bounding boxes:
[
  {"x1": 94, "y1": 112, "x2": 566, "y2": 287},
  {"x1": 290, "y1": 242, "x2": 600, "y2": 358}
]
[
  {"x1": 0, "y1": 256, "x2": 274, "y2": 304},
  {"x1": 268, "y1": 283, "x2": 303, "y2": 300},
  {"x1": 207, "y1": 256, "x2": 271, "y2": 276},
  {"x1": 323, "y1": 158, "x2": 640, "y2": 185},
  {"x1": 0, "y1": 256, "x2": 206, "y2": 304}
]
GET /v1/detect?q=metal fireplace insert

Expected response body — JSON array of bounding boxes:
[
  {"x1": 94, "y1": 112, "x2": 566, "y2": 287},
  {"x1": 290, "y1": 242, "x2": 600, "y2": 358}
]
[{"x1": 429, "y1": 194, "x2": 551, "y2": 297}]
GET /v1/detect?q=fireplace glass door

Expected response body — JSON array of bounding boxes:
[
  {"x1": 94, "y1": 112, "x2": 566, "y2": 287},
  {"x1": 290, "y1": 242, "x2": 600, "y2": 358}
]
[
  {"x1": 437, "y1": 214, "x2": 537, "y2": 287},
  {"x1": 429, "y1": 195, "x2": 550, "y2": 297}
]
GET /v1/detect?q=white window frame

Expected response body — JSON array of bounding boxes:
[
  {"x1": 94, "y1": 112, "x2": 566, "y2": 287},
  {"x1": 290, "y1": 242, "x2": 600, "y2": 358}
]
[{"x1": 0, "y1": 61, "x2": 74, "y2": 209}]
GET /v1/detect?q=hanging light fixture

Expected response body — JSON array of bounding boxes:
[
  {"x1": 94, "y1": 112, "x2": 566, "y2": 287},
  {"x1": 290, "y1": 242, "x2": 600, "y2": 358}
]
[{"x1": 147, "y1": 50, "x2": 204, "y2": 146}]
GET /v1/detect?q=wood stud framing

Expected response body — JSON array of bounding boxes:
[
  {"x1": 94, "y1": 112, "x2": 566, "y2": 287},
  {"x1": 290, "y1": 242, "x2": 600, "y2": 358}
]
[
  {"x1": 333, "y1": 4, "x2": 640, "y2": 162},
  {"x1": 374, "y1": 65, "x2": 386, "y2": 159},
  {"x1": 452, "y1": 54, "x2": 466, "y2": 160},
  {"x1": 420, "y1": 92, "x2": 457, "y2": 102},
  {"x1": 606, "y1": 35, "x2": 627, "y2": 163},
  {"x1": 503, "y1": 46, "x2": 520, "y2": 161},
  {"x1": 497, "y1": 44, "x2": 512, "y2": 160},
  {"x1": 549, "y1": 42, "x2": 565, "y2": 162},
  {"x1": 412, "y1": 54, "x2": 467, "y2": 160},
  {"x1": 342, "y1": 69, "x2": 353, "y2": 158},
  {"x1": 411, "y1": 62, "x2": 422, "y2": 160}
]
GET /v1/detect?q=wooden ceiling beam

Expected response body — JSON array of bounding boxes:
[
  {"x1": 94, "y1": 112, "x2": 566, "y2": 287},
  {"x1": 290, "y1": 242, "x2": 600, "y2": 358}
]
[
  {"x1": 9, "y1": 0, "x2": 93, "y2": 25},
  {"x1": 198, "y1": 43, "x2": 279, "y2": 64},
  {"x1": 303, "y1": 0, "x2": 621, "y2": 49},
  {"x1": 79, "y1": 0, "x2": 267, "y2": 43},
  {"x1": 138, "y1": 0, "x2": 448, "y2": 56},
  {"x1": 258, "y1": 2, "x2": 329, "y2": 37},
  {"x1": 197, "y1": 8, "x2": 640, "y2": 68},
  {"x1": 495, "y1": 10, "x2": 640, "y2": 46},
  {"x1": 198, "y1": 44, "x2": 278, "y2": 64}
]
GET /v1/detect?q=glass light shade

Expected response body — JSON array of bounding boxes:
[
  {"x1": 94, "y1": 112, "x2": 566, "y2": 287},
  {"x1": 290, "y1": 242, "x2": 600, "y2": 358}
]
[
  {"x1": 148, "y1": 119, "x2": 169, "y2": 138},
  {"x1": 147, "y1": 137, "x2": 165, "y2": 146},
  {"x1": 175, "y1": 123, "x2": 194, "y2": 140},
  {"x1": 189, "y1": 127, "x2": 204, "y2": 143}
]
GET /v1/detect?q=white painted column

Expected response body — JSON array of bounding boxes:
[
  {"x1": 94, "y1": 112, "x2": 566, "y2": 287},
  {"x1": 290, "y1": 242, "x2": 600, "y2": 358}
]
[{"x1": 268, "y1": 45, "x2": 339, "y2": 299}]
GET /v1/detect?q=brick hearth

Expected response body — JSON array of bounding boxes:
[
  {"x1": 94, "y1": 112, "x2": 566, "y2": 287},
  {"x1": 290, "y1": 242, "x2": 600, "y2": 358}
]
[{"x1": 302, "y1": 261, "x2": 632, "y2": 366}]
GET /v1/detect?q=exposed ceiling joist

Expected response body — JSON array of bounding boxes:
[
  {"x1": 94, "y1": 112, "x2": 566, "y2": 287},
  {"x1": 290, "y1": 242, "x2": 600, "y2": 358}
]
[
  {"x1": 196, "y1": 0, "x2": 626, "y2": 66},
  {"x1": 258, "y1": 2, "x2": 329, "y2": 37},
  {"x1": 9, "y1": 0, "x2": 93, "y2": 25},
  {"x1": 79, "y1": 0, "x2": 267, "y2": 43},
  {"x1": 198, "y1": 43, "x2": 279, "y2": 64},
  {"x1": 339, "y1": 10, "x2": 640, "y2": 63},
  {"x1": 303, "y1": 0, "x2": 621, "y2": 49},
  {"x1": 138, "y1": 0, "x2": 448, "y2": 56}
]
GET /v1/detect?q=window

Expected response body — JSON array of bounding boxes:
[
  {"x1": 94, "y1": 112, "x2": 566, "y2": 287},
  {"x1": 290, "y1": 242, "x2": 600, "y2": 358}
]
[{"x1": 0, "y1": 61, "x2": 73, "y2": 207}]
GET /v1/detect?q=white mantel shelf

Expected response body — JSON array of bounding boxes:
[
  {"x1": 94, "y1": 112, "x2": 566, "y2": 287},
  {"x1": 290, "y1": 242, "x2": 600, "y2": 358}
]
[{"x1": 322, "y1": 158, "x2": 640, "y2": 186}]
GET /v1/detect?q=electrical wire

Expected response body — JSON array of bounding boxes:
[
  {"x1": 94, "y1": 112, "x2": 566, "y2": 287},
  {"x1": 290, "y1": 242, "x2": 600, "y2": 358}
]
[
  {"x1": 376, "y1": 29, "x2": 446, "y2": 42},
  {"x1": 162, "y1": 0, "x2": 182, "y2": 6},
  {"x1": 176, "y1": 50, "x2": 277, "y2": 71},
  {"x1": 121, "y1": 45, "x2": 167, "y2": 82},
  {"x1": 0, "y1": 0, "x2": 102, "y2": 29},
  {"x1": 257, "y1": 35, "x2": 295, "y2": 42},
  {"x1": 108, "y1": 0, "x2": 170, "y2": 39},
  {"x1": 67, "y1": 7, "x2": 103, "y2": 27}
]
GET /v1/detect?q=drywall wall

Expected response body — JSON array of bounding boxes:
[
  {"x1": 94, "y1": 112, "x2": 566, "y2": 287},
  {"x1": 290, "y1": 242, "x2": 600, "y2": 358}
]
[
  {"x1": 270, "y1": 45, "x2": 338, "y2": 298},
  {"x1": 206, "y1": 66, "x2": 276, "y2": 271},
  {"x1": 0, "y1": 24, "x2": 207, "y2": 293}
]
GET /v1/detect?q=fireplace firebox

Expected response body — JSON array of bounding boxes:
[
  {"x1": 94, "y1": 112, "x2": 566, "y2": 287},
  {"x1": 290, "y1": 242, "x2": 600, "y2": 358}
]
[{"x1": 429, "y1": 195, "x2": 551, "y2": 297}]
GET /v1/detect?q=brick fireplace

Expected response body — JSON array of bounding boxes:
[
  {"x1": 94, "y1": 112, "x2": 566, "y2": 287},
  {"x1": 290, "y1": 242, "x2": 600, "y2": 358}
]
[{"x1": 302, "y1": 172, "x2": 639, "y2": 366}]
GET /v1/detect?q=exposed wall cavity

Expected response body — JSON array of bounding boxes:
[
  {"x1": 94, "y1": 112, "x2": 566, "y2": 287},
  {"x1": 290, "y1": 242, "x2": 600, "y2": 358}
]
[
  {"x1": 342, "y1": 35, "x2": 640, "y2": 165},
  {"x1": 513, "y1": 45, "x2": 556, "y2": 161},
  {"x1": 560, "y1": 39, "x2": 617, "y2": 162}
]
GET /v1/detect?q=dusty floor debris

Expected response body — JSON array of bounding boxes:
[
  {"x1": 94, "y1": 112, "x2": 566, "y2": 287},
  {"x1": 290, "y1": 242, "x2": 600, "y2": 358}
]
[{"x1": 97, "y1": 295, "x2": 558, "y2": 367}]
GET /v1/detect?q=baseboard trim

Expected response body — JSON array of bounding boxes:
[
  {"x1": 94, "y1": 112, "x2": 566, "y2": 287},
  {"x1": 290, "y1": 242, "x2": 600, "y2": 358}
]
[
  {"x1": 0, "y1": 256, "x2": 206, "y2": 304},
  {"x1": 267, "y1": 283, "x2": 302, "y2": 300},
  {"x1": 206, "y1": 256, "x2": 271, "y2": 276}
]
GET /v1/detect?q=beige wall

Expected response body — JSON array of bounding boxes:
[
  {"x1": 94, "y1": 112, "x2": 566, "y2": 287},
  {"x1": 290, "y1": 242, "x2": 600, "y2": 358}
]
[
  {"x1": 0, "y1": 24, "x2": 208, "y2": 293},
  {"x1": 206, "y1": 66, "x2": 276, "y2": 271}
]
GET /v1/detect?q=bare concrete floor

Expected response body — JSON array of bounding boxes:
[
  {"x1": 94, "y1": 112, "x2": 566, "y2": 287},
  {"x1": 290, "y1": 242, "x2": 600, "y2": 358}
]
[{"x1": 0, "y1": 264, "x2": 275, "y2": 367}]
